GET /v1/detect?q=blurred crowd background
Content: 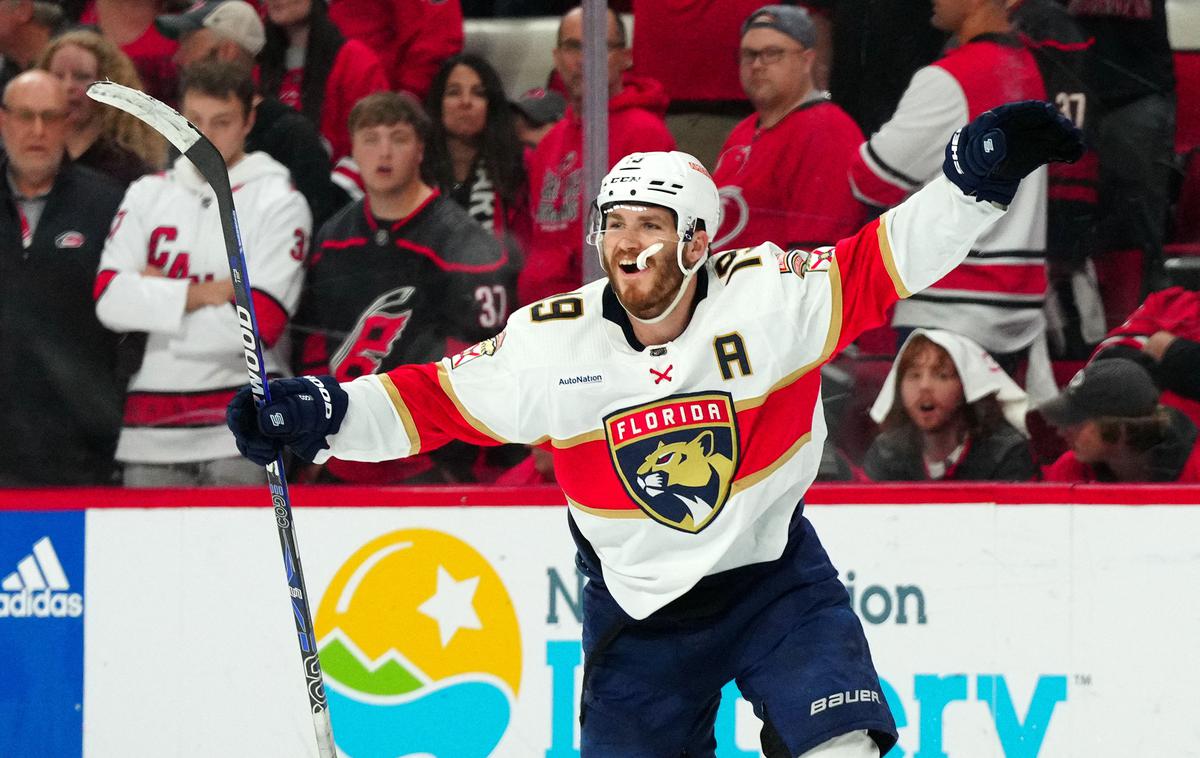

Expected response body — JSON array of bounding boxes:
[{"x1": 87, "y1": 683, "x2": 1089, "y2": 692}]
[{"x1": 1, "y1": 0, "x2": 1197, "y2": 488}]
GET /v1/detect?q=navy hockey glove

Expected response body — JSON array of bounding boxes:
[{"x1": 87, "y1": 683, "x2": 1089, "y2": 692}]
[
  {"x1": 943, "y1": 99, "x2": 1084, "y2": 205},
  {"x1": 225, "y1": 376, "x2": 349, "y2": 466}
]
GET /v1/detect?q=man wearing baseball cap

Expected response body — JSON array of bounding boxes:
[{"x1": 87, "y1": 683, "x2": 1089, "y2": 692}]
[
  {"x1": 1038, "y1": 358, "x2": 1200, "y2": 482},
  {"x1": 156, "y1": 0, "x2": 265, "y2": 60},
  {"x1": 510, "y1": 87, "x2": 565, "y2": 148},
  {"x1": 156, "y1": 0, "x2": 349, "y2": 228}
]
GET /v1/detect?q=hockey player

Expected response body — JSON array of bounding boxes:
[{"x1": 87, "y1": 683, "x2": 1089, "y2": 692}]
[
  {"x1": 228, "y1": 101, "x2": 1082, "y2": 756},
  {"x1": 97, "y1": 59, "x2": 309, "y2": 486}
]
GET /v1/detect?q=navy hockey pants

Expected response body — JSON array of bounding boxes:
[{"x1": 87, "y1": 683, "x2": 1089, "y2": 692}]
[{"x1": 577, "y1": 514, "x2": 897, "y2": 757}]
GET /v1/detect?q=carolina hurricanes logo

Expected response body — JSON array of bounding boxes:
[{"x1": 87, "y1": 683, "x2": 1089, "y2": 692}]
[
  {"x1": 55, "y1": 231, "x2": 85, "y2": 248},
  {"x1": 713, "y1": 186, "x2": 749, "y2": 250},
  {"x1": 604, "y1": 392, "x2": 740, "y2": 533},
  {"x1": 330, "y1": 287, "x2": 414, "y2": 381}
]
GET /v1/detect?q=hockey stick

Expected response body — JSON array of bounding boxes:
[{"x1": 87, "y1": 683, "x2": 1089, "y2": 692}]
[{"x1": 87, "y1": 81, "x2": 337, "y2": 758}]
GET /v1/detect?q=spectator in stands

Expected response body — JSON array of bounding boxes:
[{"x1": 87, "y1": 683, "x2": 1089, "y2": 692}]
[
  {"x1": 38, "y1": 30, "x2": 163, "y2": 186},
  {"x1": 79, "y1": 0, "x2": 178, "y2": 104},
  {"x1": 803, "y1": 0, "x2": 948, "y2": 137},
  {"x1": 1069, "y1": 0, "x2": 1175, "y2": 295},
  {"x1": 327, "y1": 0, "x2": 462, "y2": 100},
  {"x1": 1091, "y1": 286, "x2": 1200, "y2": 406},
  {"x1": 522, "y1": 4, "x2": 675, "y2": 305},
  {"x1": 96, "y1": 60, "x2": 309, "y2": 486},
  {"x1": 294, "y1": 92, "x2": 514, "y2": 484},
  {"x1": 259, "y1": 0, "x2": 389, "y2": 161},
  {"x1": 0, "y1": 0, "x2": 59, "y2": 92},
  {"x1": 848, "y1": 0, "x2": 1050, "y2": 387},
  {"x1": 511, "y1": 87, "x2": 565, "y2": 149},
  {"x1": 424, "y1": 53, "x2": 530, "y2": 263},
  {"x1": 711, "y1": 5, "x2": 864, "y2": 251},
  {"x1": 157, "y1": 0, "x2": 351, "y2": 228},
  {"x1": 1039, "y1": 358, "x2": 1200, "y2": 482},
  {"x1": 865, "y1": 329, "x2": 1037, "y2": 481},
  {"x1": 1008, "y1": 0, "x2": 1106, "y2": 360},
  {"x1": 0, "y1": 70, "x2": 126, "y2": 485}
]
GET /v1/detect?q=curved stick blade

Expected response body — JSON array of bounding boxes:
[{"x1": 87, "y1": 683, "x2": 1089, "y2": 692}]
[{"x1": 86, "y1": 80, "x2": 202, "y2": 155}]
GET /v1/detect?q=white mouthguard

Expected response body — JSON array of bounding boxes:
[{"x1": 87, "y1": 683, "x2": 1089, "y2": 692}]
[{"x1": 635, "y1": 242, "x2": 665, "y2": 270}]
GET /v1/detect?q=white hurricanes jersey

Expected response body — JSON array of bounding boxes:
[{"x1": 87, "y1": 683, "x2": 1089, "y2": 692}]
[
  {"x1": 320, "y1": 177, "x2": 1004, "y2": 619},
  {"x1": 96, "y1": 152, "x2": 311, "y2": 464}
]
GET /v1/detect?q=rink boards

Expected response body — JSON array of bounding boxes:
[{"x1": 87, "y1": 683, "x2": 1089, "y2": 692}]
[{"x1": 1, "y1": 483, "x2": 1198, "y2": 758}]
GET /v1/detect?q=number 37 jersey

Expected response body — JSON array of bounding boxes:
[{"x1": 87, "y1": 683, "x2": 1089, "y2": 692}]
[{"x1": 321, "y1": 176, "x2": 1005, "y2": 619}]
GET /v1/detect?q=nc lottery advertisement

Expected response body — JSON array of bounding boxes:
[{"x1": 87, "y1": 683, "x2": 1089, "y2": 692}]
[{"x1": 2, "y1": 491, "x2": 1199, "y2": 757}]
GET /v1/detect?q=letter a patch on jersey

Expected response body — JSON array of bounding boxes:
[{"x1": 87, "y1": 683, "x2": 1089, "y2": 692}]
[{"x1": 603, "y1": 392, "x2": 740, "y2": 533}]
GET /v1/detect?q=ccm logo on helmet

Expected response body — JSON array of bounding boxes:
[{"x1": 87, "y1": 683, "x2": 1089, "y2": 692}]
[{"x1": 810, "y1": 689, "x2": 881, "y2": 715}]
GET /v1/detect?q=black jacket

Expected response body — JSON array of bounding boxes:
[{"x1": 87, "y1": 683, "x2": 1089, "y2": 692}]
[
  {"x1": 0, "y1": 157, "x2": 126, "y2": 484},
  {"x1": 247, "y1": 95, "x2": 350, "y2": 230},
  {"x1": 864, "y1": 422, "x2": 1038, "y2": 482}
]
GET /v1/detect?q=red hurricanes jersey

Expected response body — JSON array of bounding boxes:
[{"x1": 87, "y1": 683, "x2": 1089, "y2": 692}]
[
  {"x1": 318, "y1": 176, "x2": 1004, "y2": 618},
  {"x1": 713, "y1": 99, "x2": 866, "y2": 250}
]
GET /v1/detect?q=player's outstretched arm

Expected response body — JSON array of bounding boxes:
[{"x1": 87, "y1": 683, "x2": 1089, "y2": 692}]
[
  {"x1": 883, "y1": 99, "x2": 1083, "y2": 291},
  {"x1": 827, "y1": 100, "x2": 1083, "y2": 353}
]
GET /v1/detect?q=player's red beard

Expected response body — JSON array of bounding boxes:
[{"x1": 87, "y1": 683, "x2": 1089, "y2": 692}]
[{"x1": 602, "y1": 243, "x2": 687, "y2": 321}]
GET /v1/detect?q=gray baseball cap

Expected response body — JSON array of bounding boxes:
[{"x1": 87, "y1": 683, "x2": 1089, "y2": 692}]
[
  {"x1": 156, "y1": 0, "x2": 265, "y2": 56},
  {"x1": 511, "y1": 87, "x2": 566, "y2": 127},
  {"x1": 741, "y1": 5, "x2": 817, "y2": 49},
  {"x1": 1037, "y1": 358, "x2": 1160, "y2": 427}
]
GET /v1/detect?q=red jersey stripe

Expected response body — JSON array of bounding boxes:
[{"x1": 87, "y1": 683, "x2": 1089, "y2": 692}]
[
  {"x1": 250, "y1": 288, "x2": 288, "y2": 347},
  {"x1": 932, "y1": 259, "x2": 1048, "y2": 296},
  {"x1": 124, "y1": 387, "x2": 240, "y2": 427},
  {"x1": 383, "y1": 363, "x2": 510, "y2": 450},
  {"x1": 94, "y1": 269, "x2": 118, "y2": 301}
]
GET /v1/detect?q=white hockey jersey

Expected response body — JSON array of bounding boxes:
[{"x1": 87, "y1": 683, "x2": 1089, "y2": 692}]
[
  {"x1": 96, "y1": 151, "x2": 310, "y2": 464},
  {"x1": 319, "y1": 177, "x2": 1004, "y2": 619}
]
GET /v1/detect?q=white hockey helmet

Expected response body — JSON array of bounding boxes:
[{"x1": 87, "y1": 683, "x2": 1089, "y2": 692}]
[
  {"x1": 590, "y1": 151, "x2": 721, "y2": 325},
  {"x1": 593, "y1": 151, "x2": 721, "y2": 245}
]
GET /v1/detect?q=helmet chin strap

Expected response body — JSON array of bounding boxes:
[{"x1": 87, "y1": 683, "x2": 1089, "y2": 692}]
[{"x1": 629, "y1": 237, "x2": 705, "y2": 326}]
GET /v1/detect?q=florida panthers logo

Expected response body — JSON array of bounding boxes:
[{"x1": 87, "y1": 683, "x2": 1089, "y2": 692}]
[{"x1": 605, "y1": 392, "x2": 740, "y2": 533}]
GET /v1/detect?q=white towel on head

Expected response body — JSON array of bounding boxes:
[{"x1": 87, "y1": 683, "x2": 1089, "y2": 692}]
[{"x1": 869, "y1": 328, "x2": 1031, "y2": 437}]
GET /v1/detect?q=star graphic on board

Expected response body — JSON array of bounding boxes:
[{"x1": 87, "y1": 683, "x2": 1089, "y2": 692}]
[{"x1": 417, "y1": 566, "x2": 483, "y2": 647}]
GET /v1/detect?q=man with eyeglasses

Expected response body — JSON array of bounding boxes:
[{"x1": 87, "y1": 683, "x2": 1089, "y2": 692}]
[
  {"x1": 711, "y1": 5, "x2": 865, "y2": 252},
  {"x1": 0, "y1": 70, "x2": 126, "y2": 484},
  {"x1": 520, "y1": 4, "x2": 676, "y2": 307}
]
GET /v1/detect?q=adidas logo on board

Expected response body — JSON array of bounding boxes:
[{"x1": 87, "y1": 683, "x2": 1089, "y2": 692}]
[{"x1": 0, "y1": 537, "x2": 83, "y2": 618}]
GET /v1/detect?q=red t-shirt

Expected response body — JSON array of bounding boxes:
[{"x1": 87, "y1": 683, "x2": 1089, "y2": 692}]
[
  {"x1": 632, "y1": 0, "x2": 763, "y2": 102},
  {"x1": 327, "y1": 0, "x2": 463, "y2": 99},
  {"x1": 81, "y1": 1, "x2": 179, "y2": 104}
]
